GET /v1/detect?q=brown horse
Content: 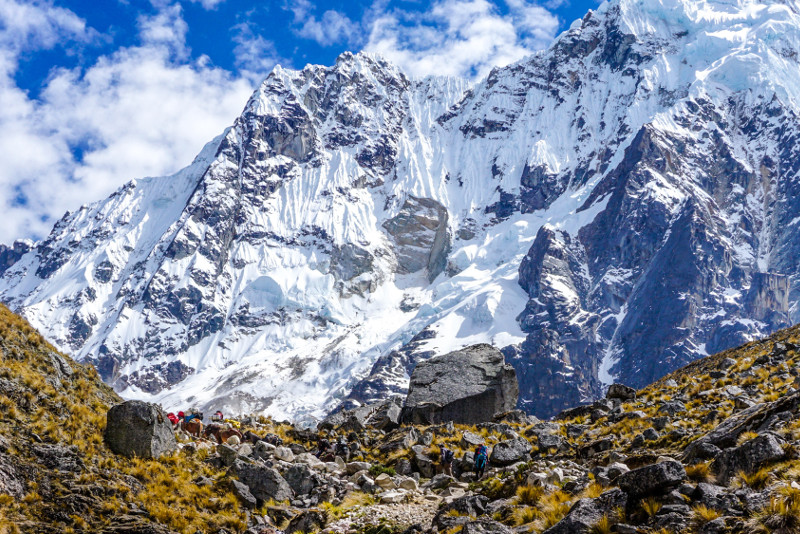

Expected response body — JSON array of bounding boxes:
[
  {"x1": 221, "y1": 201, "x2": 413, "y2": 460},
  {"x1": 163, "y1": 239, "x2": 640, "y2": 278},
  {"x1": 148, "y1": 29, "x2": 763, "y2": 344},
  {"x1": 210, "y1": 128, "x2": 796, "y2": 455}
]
[
  {"x1": 181, "y1": 419, "x2": 204, "y2": 438},
  {"x1": 205, "y1": 423, "x2": 243, "y2": 444}
]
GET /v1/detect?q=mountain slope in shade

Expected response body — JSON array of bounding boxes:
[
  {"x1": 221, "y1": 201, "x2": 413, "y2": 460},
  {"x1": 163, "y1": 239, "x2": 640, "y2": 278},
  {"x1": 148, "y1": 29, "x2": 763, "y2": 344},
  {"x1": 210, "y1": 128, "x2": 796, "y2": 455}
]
[{"x1": 3, "y1": 0, "x2": 800, "y2": 420}]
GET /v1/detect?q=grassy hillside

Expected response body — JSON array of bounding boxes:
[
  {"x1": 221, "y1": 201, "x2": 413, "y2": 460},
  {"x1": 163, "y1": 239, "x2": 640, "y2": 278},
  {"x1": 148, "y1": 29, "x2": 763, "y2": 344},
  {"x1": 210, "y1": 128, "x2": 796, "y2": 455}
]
[{"x1": 0, "y1": 304, "x2": 248, "y2": 533}]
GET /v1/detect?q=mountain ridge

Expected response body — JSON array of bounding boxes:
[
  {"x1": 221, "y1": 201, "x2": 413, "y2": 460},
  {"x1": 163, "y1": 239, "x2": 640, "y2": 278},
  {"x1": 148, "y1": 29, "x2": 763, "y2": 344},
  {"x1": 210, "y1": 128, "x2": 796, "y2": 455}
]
[{"x1": 3, "y1": 0, "x2": 800, "y2": 420}]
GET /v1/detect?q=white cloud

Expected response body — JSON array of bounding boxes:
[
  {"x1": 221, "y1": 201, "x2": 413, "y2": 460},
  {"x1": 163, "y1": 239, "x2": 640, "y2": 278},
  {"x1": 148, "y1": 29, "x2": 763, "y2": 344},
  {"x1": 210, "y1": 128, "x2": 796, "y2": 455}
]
[
  {"x1": 364, "y1": 0, "x2": 559, "y2": 80},
  {"x1": 296, "y1": 9, "x2": 357, "y2": 46},
  {"x1": 186, "y1": 0, "x2": 226, "y2": 9},
  {"x1": 137, "y1": 3, "x2": 189, "y2": 54},
  {"x1": 284, "y1": 0, "x2": 356, "y2": 46},
  {"x1": 232, "y1": 22, "x2": 286, "y2": 81},
  {"x1": 0, "y1": 0, "x2": 93, "y2": 53},
  {"x1": 0, "y1": 1, "x2": 255, "y2": 243}
]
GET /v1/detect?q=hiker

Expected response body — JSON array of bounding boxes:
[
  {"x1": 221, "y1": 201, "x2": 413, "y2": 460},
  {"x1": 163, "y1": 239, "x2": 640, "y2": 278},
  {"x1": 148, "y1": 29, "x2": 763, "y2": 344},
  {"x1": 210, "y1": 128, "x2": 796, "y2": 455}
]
[
  {"x1": 211, "y1": 410, "x2": 223, "y2": 422},
  {"x1": 335, "y1": 437, "x2": 350, "y2": 461},
  {"x1": 167, "y1": 412, "x2": 179, "y2": 427},
  {"x1": 315, "y1": 436, "x2": 331, "y2": 458},
  {"x1": 440, "y1": 447, "x2": 454, "y2": 476},
  {"x1": 474, "y1": 444, "x2": 489, "y2": 479}
]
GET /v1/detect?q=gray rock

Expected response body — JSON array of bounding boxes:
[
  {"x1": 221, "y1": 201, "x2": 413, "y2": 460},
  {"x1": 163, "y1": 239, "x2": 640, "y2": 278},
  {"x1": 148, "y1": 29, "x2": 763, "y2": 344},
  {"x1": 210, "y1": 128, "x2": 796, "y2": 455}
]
[
  {"x1": 578, "y1": 437, "x2": 614, "y2": 458},
  {"x1": 253, "y1": 440, "x2": 276, "y2": 460},
  {"x1": 685, "y1": 442, "x2": 722, "y2": 463},
  {"x1": 285, "y1": 509, "x2": 327, "y2": 534},
  {"x1": 346, "y1": 461, "x2": 371, "y2": 475},
  {"x1": 383, "y1": 195, "x2": 450, "y2": 282},
  {"x1": 659, "y1": 402, "x2": 686, "y2": 416},
  {"x1": 618, "y1": 461, "x2": 686, "y2": 497},
  {"x1": 606, "y1": 462, "x2": 630, "y2": 481},
  {"x1": 411, "y1": 445, "x2": 435, "y2": 478},
  {"x1": 684, "y1": 392, "x2": 800, "y2": 458},
  {"x1": 606, "y1": 384, "x2": 636, "y2": 401},
  {"x1": 652, "y1": 416, "x2": 671, "y2": 431},
  {"x1": 32, "y1": 444, "x2": 83, "y2": 473},
  {"x1": 217, "y1": 443, "x2": 239, "y2": 466},
  {"x1": 284, "y1": 463, "x2": 318, "y2": 496},
  {"x1": 543, "y1": 489, "x2": 627, "y2": 534},
  {"x1": 231, "y1": 480, "x2": 257, "y2": 509},
  {"x1": 433, "y1": 495, "x2": 489, "y2": 529},
  {"x1": 104, "y1": 401, "x2": 177, "y2": 459},
  {"x1": 460, "y1": 431, "x2": 484, "y2": 449},
  {"x1": 489, "y1": 438, "x2": 530, "y2": 466},
  {"x1": 692, "y1": 483, "x2": 740, "y2": 511},
  {"x1": 428, "y1": 473, "x2": 455, "y2": 489},
  {"x1": 651, "y1": 512, "x2": 689, "y2": 532},
  {"x1": 401, "y1": 344, "x2": 518, "y2": 425},
  {"x1": 0, "y1": 452, "x2": 23, "y2": 498},
  {"x1": 395, "y1": 458, "x2": 413, "y2": 476},
  {"x1": 461, "y1": 520, "x2": 513, "y2": 534},
  {"x1": 711, "y1": 433, "x2": 785, "y2": 484},
  {"x1": 566, "y1": 424, "x2": 589, "y2": 439},
  {"x1": 365, "y1": 401, "x2": 402, "y2": 431},
  {"x1": 232, "y1": 460, "x2": 294, "y2": 502}
]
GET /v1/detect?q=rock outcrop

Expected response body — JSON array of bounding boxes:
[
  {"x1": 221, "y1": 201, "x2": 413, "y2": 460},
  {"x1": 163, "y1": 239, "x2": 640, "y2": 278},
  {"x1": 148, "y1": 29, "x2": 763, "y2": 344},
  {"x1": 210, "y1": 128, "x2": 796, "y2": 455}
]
[
  {"x1": 401, "y1": 344, "x2": 518, "y2": 425},
  {"x1": 104, "y1": 400, "x2": 177, "y2": 459}
]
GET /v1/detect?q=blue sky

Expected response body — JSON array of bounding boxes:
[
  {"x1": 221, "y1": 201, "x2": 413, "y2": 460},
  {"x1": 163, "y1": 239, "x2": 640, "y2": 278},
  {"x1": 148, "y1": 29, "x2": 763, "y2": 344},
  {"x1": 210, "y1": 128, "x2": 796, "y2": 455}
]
[{"x1": 0, "y1": 0, "x2": 597, "y2": 243}]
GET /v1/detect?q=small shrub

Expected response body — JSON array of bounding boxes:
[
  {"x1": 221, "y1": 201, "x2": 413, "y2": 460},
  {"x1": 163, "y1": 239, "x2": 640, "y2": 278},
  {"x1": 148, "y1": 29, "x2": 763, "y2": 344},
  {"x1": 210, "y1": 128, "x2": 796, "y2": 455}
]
[
  {"x1": 641, "y1": 497, "x2": 662, "y2": 518},
  {"x1": 369, "y1": 465, "x2": 396, "y2": 477},
  {"x1": 737, "y1": 468, "x2": 772, "y2": 490},
  {"x1": 512, "y1": 506, "x2": 537, "y2": 526},
  {"x1": 746, "y1": 486, "x2": 800, "y2": 532},
  {"x1": 686, "y1": 462, "x2": 714, "y2": 483},
  {"x1": 538, "y1": 490, "x2": 572, "y2": 530},
  {"x1": 588, "y1": 515, "x2": 614, "y2": 534},
  {"x1": 515, "y1": 485, "x2": 544, "y2": 506},
  {"x1": 691, "y1": 504, "x2": 721, "y2": 528}
]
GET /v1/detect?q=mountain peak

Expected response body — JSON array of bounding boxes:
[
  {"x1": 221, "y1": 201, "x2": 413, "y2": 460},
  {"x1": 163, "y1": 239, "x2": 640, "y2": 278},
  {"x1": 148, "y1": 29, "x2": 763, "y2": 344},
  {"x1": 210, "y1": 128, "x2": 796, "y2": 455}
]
[{"x1": 3, "y1": 0, "x2": 800, "y2": 421}]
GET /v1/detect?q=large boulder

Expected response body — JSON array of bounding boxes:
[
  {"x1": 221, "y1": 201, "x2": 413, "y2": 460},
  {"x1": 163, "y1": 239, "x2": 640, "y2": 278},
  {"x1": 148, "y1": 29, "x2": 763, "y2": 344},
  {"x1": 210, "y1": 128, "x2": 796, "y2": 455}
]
[
  {"x1": 462, "y1": 520, "x2": 514, "y2": 534},
  {"x1": 543, "y1": 489, "x2": 627, "y2": 534},
  {"x1": 104, "y1": 401, "x2": 177, "y2": 459},
  {"x1": 606, "y1": 383, "x2": 636, "y2": 401},
  {"x1": 711, "y1": 433, "x2": 785, "y2": 484},
  {"x1": 232, "y1": 460, "x2": 294, "y2": 503},
  {"x1": 617, "y1": 460, "x2": 686, "y2": 498},
  {"x1": 489, "y1": 438, "x2": 531, "y2": 466},
  {"x1": 284, "y1": 464, "x2": 319, "y2": 496},
  {"x1": 683, "y1": 392, "x2": 800, "y2": 460},
  {"x1": 285, "y1": 509, "x2": 327, "y2": 534},
  {"x1": 432, "y1": 495, "x2": 490, "y2": 530},
  {"x1": 401, "y1": 344, "x2": 518, "y2": 425}
]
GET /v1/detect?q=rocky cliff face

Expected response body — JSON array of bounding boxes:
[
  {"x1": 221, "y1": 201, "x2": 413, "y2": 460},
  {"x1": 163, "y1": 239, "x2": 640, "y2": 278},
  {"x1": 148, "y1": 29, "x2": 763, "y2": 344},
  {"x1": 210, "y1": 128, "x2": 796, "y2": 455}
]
[
  {"x1": 0, "y1": 240, "x2": 32, "y2": 277},
  {"x1": 3, "y1": 0, "x2": 800, "y2": 420}
]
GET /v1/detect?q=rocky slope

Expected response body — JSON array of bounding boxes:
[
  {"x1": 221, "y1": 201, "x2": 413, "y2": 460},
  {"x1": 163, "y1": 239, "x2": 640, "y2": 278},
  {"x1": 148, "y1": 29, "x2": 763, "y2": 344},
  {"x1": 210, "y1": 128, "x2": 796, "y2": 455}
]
[
  {"x1": 7, "y1": 299, "x2": 800, "y2": 534},
  {"x1": 0, "y1": 304, "x2": 261, "y2": 533},
  {"x1": 3, "y1": 0, "x2": 800, "y2": 419}
]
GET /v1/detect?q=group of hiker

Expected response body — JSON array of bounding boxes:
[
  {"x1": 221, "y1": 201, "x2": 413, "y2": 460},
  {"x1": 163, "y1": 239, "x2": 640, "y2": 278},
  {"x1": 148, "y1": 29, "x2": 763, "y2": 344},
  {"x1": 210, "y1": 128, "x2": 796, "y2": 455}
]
[
  {"x1": 311, "y1": 433, "x2": 489, "y2": 478},
  {"x1": 167, "y1": 408, "x2": 490, "y2": 479},
  {"x1": 166, "y1": 408, "x2": 239, "y2": 428},
  {"x1": 439, "y1": 443, "x2": 489, "y2": 479},
  {"x1": 314, "y1": 434, "x2": 352, "y2": 462}
]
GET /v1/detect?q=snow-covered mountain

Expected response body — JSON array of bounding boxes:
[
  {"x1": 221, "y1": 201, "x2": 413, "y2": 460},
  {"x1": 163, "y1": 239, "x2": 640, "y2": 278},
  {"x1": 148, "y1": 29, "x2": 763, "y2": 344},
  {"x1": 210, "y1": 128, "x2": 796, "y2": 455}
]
[{"x1": 3, "y1": 0, "x2": 800, "y2": 420}]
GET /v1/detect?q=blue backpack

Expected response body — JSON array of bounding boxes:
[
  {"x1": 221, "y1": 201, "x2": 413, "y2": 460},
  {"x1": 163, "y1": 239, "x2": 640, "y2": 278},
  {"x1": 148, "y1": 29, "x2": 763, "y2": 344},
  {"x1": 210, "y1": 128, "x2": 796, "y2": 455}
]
[{"x1": 475, "y1": 445, "x2": 488, "y2": 468}]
